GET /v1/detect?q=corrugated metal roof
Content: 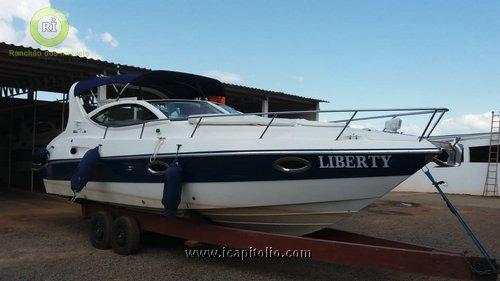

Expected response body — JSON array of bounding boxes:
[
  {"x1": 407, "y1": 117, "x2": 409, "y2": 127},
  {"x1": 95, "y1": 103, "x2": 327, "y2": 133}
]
[
  {"x1": 0, "y1": 42, "x2": 149, "y2": 72},
  {"x1": 0, "y1": 42, "x2": 326, "y2": 103},
  {"x1": 0, "y1": 42, "x2": 149, "y2": 93}
]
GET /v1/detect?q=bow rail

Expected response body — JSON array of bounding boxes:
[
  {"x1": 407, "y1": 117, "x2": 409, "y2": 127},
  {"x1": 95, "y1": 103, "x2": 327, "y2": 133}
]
[
  {"x1": 187, "y1": 107, "x2": 448, "y2": 141},
  {"x1": 102, "y1": 107, "x2": 448, "y2": 142}
]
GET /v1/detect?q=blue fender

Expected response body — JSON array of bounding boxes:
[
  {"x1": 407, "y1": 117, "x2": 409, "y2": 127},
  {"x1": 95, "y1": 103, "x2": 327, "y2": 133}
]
[
  {"x1": 161, "y1": 161, "x2": 183, "y2": 217},
  {"x1": 70, "y1": 147, "x2": 100, "y2": 193},
  {"x1": 32, "y1": 148, "x2": 49, "y2": 169}
]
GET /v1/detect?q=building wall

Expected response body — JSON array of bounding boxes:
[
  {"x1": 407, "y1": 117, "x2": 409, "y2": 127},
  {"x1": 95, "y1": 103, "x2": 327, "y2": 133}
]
[{"x1": 396, "y1": 138, "x2": 497, "y2": 196}]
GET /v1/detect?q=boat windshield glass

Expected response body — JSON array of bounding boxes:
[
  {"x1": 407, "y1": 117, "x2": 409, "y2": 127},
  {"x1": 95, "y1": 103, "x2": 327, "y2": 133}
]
[
  {"x1": 215, "y1": 103, "x2": 242, "y2": 114},
  {"x1": 149, "y1": 100, "x2": 223, "y2": 120}
]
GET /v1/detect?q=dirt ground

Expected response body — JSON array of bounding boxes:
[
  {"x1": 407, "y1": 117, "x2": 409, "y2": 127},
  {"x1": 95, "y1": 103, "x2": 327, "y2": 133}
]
[{"x1": 0, "y1": 190, "x2": 498, "y2": 281}]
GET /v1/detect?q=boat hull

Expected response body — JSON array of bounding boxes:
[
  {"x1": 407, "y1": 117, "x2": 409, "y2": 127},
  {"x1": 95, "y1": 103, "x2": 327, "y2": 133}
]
[{"x1": 44, "y1": 175, "x2": 408, "y2": 236}]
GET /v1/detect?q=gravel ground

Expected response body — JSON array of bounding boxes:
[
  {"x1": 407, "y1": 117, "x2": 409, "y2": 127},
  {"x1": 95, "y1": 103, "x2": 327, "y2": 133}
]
[{"x1": 0, "y1": 190, "x2": 498, "y2": 281}]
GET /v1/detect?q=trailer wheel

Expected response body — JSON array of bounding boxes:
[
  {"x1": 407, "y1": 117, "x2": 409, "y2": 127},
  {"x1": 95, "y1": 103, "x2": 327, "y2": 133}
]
[
  {"x1": 111, "y1": 216, "x2": 141, "y2": 255},
  {"x1": 89, "y1": 211, "x2": 113, "y2": 249}
]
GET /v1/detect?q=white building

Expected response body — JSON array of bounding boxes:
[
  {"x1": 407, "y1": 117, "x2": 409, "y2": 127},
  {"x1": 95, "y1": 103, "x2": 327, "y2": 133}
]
[{"x1": 396, "y1": 133, "x2": 499, "y2": 196}]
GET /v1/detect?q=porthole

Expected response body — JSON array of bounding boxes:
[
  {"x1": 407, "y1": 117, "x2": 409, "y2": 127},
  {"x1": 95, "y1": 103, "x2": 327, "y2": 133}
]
[
  {"x1": 273, "y1": 157, "x2": 311, "y2": 174},
  {"x1": 146, "y1": 160, "x2": 168, "y2": 175}
]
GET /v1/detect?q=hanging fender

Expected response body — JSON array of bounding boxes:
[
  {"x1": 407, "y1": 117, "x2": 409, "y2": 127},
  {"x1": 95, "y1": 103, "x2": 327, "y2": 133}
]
[
  {"x1": 32, "y1": 148, "x2": 50, "y2": 171},
  {"x1": 161, "y1": 161, "x2": 183, "y2": 218},
  {"x1": 162, "y1": 144, "x2": 183, "y2": 218},
  {"x1": 70, "y1": 147, "x2": 100, "y2": 193}
]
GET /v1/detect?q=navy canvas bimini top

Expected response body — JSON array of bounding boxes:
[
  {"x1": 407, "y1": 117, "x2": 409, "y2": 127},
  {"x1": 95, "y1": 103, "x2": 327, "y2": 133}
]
[{"x1": 73, "y1": 70, "x2": 225, "y2": 99}]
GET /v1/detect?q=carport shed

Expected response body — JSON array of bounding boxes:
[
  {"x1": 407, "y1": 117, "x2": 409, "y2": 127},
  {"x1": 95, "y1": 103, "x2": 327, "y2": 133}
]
[{"x1": 0, "y1": 42, "x2": 324, "y2": 192}]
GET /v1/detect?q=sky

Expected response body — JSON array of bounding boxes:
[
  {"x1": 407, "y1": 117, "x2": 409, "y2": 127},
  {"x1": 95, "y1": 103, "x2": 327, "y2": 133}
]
[{"x1": 1, "y1": 0, "x2": 499, "y2": 134}]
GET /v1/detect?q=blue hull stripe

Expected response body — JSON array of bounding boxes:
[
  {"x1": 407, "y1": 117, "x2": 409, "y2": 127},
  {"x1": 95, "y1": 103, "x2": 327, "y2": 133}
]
[
  {"x1": 44, "y1": 152, "x2": 434, "y2": 183},
  {"x1": 48, "y1": 148, "x2": 439, "y2": 163}
]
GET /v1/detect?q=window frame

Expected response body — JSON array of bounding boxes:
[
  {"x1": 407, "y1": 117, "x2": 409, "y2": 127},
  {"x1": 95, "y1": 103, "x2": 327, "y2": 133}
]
[{"x1": 90, "y1": 103, "x2": 160, "y2": 127}]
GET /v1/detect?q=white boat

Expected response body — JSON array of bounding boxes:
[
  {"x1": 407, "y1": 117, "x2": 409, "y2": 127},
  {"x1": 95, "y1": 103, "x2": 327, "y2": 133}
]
[{"x1": 38, "y1": 71, "x2": 460, "y2": 235}]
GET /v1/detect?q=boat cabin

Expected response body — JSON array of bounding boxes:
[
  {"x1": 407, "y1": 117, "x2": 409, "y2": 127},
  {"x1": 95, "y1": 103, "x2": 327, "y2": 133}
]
[{"x1": 70, "y1": 71, "x2": 242, "y2": 126}]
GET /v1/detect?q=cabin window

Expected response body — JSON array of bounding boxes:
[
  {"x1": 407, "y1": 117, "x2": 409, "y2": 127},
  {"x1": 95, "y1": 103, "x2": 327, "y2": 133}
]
[
  {"x1": 91, "y1": 104, "x2": 158, "y2": 126},
  {"x1": 469, "y1": 145, "x2": 499, "y2": 163}
]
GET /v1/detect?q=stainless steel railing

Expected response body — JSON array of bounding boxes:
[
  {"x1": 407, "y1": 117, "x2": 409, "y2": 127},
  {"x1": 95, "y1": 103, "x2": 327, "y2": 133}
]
[
  {"x1": 186, "y1": 107, "x2": 448, "y2": 141},
  {"x1": 102, "y1": 107, "x2": 448, "y2": 141}
]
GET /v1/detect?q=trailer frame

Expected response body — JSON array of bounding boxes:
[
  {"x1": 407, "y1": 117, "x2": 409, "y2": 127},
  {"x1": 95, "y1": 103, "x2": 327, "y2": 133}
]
[{"x1": 80, "y1": 200, "x2": 497, "y2": 280}]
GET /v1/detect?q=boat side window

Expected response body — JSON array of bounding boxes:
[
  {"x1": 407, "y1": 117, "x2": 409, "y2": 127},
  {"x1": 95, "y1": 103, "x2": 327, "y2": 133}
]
[{"x1": 91, "y1": 104, "x2": 158, "y2": 126}]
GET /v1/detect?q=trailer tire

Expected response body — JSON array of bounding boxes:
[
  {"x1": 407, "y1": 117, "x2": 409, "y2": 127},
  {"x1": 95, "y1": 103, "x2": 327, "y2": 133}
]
[
  {"x1": 111, "y1": 216, "x2": 141, "y2": 255},
  {"x1": 89, "y1": 211, "x2": 113, "y2": 249}
]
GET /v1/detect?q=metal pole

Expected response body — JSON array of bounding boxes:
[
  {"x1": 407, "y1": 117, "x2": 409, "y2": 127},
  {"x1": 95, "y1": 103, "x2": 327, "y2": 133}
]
[
  {"x1": 182, "y1": 107, "x2": 449, "y2": 119},
  {"x1": 314, "y1": 103, "x2": 320, "y2": 121},
  {"x1": 262, "y1": 97, "x2": 269, "y2": 118},
  {"x1": 7, "y1": 91, "x2": 14, "y2": 189},
  {"x1": 419, "y1": 110, "x2": 437, "y2": 141},
  {"x1": 30, "y1": 91, "x2": 37, "y2": 193},
  {"x1": 426, "y1": 111, "x2": 446, "y2": 138},
  {"x1": 61, "y1": 92, "x2": 66, "y2": 131},
  {"x1": 259, "y1": 115, "x2": 276, "y2": 139},
  {"x1": 139, "y1": 123, "x2": 145, "y2": 139},
  {"x1": 335, "y1": 111, "x2": 357, "y2": 140},
  {"x1": 190, "y1": 117, "x2": 203, "y2": 138},
  {"x1": 332, "y1": 110, "x2": 436, "y2": 123},
  {"x1": 422, "y1": 167, "x2": 497, "y2": 273}
]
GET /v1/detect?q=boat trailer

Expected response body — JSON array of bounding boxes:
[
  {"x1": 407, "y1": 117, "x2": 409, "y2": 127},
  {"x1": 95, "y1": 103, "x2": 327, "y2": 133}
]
[{"x1": 81, "y1": 200, "x2": 497, "y2": 280}]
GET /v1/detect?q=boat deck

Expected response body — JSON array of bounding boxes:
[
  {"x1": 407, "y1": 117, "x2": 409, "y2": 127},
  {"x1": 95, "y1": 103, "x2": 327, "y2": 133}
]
[{"x1": 0, "y1": 190, "x2": 498, "y2": 280}]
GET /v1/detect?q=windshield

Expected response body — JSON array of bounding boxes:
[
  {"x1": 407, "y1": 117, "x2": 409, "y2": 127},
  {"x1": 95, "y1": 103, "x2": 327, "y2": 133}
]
[
  {"x1": 215, "y1": 103, "x2": 242, "y2": 114},
  {"x1": 149, "y1": 100, "x2": 223, "y2": 120}
]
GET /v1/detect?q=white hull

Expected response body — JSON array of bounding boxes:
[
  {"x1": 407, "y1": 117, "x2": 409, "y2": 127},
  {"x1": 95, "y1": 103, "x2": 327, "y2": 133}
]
[{"x1": 45, "y1": 175, "x2": 407, "y2": 235}]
